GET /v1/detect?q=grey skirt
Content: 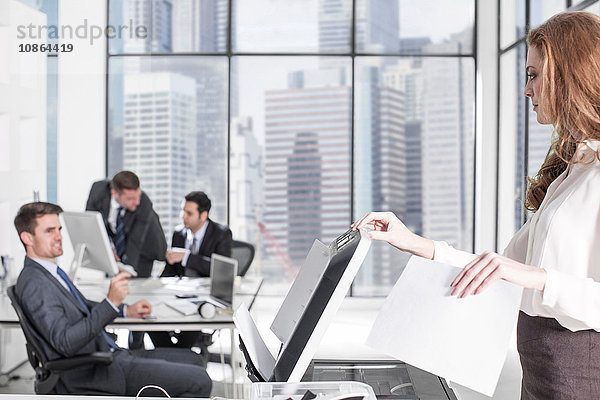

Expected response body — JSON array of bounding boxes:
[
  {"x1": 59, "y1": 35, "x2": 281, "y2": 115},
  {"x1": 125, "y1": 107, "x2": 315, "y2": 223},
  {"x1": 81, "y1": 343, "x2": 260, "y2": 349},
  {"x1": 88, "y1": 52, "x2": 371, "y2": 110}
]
[{"x1": 517, "y1": 311, "x2": 600, "y2": 399}]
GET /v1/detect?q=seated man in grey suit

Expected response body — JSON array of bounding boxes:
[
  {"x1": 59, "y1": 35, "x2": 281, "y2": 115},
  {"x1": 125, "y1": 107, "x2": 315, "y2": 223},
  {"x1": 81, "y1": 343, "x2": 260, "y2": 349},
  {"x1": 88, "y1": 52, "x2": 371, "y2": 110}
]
[
  {"x1": 150, "y1": 191, "x2": 232, "y2": 348},
  {"x1": 13, "y1": 202, "x2": 212, "y2": 397}
]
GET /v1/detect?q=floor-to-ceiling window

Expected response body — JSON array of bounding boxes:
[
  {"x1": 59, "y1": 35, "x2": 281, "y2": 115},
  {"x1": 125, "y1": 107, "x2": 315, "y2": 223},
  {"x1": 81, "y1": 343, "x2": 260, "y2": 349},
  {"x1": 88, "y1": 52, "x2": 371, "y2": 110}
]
[
  {"x1": 107, "y1": 0, "x2": 476, "y2": 295},
  {"x1": 497, "y1": 0, "x2": 599, "y2": 250},
  {"x1": 15, "y1": 0, "x2": 58, "y2": 203}
]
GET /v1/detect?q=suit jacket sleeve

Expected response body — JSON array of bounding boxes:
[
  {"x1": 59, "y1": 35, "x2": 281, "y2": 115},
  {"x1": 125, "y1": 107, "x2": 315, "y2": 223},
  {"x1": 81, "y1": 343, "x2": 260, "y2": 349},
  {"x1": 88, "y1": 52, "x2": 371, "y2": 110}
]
[
  {"x1": 128, "y1": 192, "x2": 167, "y2": 263},
  {"x1": 18, "y1": 272, "x2": 119, "y2": 358},
  {"x1": 186, "y1": 226, "x2": 232, "y2": 277},
  {"x1": 144, "y1": 209, "x2": 167, "y2": 261},
  {"x1": 161, "y1": 231, "x2": 185, "y2": 277},
  {"x1": 85, "y1": 180, "x2": 107, "y2": 213}
]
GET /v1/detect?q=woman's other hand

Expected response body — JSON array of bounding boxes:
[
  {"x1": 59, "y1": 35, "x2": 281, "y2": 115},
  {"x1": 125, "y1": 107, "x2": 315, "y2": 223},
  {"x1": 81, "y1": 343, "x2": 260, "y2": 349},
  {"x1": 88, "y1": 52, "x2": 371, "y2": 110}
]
[{"x1": 451, "y1": 251, "x2": 547, "y2": 298}]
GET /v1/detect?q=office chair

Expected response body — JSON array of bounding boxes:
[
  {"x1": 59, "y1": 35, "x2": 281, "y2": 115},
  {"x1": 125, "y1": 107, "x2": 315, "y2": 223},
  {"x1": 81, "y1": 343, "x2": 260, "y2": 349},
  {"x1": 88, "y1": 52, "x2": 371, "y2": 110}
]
[
  {"x1": 7, "y1": 285, "x2": 113, "y2": 394},
  {"x1": 231, "y1": 240, "x2": 255, "y2": 277}
]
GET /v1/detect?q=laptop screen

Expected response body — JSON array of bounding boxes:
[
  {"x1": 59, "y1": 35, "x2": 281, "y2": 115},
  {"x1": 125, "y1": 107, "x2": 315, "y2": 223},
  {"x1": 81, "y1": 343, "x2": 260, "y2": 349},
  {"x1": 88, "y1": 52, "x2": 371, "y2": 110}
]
[{"x1": 210, "y1": 254, "x2": 238, "y2": 307}]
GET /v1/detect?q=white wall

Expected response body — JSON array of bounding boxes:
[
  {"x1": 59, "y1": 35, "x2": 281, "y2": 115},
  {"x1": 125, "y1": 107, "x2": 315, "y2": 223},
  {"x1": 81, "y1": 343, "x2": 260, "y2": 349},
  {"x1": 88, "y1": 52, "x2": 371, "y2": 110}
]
[
  {"x1": 0, "y1": 0, "x2": 48, "y2": 374},
  {"x1": 57, "y1": 0, "x2": 107, "y2": 211},
  {"x1": 0, "y1": 0, "x2": 47, "y2": 270},
  {"x1": 57, "y1": 0, "x2": 108, "y2": 268}
]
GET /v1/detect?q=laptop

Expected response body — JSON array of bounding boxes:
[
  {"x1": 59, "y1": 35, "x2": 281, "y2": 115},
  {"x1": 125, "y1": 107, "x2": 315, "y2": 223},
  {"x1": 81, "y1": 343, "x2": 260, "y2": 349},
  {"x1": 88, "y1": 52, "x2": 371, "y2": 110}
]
[
  {"x1": 204, "y1": 253, "x2": 238, "y2": 308},
  {"x1": 165, "y1": 253, "x2": 238, "y2": 315}
]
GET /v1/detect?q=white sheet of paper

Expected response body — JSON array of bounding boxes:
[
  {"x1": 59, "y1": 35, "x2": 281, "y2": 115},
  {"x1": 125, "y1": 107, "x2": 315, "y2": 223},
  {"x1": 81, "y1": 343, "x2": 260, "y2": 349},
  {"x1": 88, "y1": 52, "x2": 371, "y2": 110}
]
[
  {"x1": 366, "y1": 256, "x2": 523, "y2": 397},
  {"x1": 233, "y1": 303, "x2": 276, "y2": 381}
]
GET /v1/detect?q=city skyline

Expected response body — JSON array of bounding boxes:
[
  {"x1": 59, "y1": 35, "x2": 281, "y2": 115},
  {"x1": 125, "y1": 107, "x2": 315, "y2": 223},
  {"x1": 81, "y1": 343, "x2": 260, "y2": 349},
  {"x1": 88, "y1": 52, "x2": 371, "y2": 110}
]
[{"x1": 106, "y1": 0, "x2": 477, "y2": 287}]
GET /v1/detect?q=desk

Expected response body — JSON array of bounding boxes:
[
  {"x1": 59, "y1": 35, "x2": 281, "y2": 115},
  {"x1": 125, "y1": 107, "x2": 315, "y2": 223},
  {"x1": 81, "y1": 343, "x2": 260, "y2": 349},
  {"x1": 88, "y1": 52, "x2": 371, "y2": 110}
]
[
  {"x1": 0, "y1": 276, "x2": 263, "y2": 329},
  {"x1": 75, "y1": 276, "x2": 263, "y2": 330}
]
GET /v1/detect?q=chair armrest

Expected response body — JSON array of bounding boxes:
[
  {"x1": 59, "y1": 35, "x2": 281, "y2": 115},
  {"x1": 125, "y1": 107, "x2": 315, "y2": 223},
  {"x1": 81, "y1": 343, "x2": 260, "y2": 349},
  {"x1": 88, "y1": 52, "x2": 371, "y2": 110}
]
[{"x1": 46, "y1": 352, "x2": 113, "y2": 372}]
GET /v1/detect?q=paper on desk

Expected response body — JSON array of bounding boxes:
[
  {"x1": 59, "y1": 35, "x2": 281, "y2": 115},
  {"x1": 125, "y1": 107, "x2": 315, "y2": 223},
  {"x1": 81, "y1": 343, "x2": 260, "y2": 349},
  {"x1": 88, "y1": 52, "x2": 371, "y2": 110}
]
[
  {"x1": 233, "y1": 303, "x2": 275, "y2": 381},
  {"x1": 366, "y1": 256, "x2": 522, "y2": 397}
]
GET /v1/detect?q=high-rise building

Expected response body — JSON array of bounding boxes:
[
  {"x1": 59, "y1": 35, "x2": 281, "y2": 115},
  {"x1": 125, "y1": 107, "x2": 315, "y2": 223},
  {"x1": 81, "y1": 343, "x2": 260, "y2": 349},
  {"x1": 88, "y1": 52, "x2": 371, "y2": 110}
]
[
  {"x1": 172, "y1": 0, "x2": 228, "y2": 53},
  {"x1": 383, "y1": 58, "x2": 425, "y2": 235},
  {"x1": 117, "y1": 1, "x2": 231, "y2": 224},
  {"x1": 318, "y1": 0, "x2": 399, "y2": 54},
  {"x1": 353, "y1": 65, "x2": 406, "y2": 289},
  {"x1": 122, "y1": 72, "x2": 197, "y2": 239},
  {"x1": 123, "y1": 0, "x2": 173, "y2": 53},
  {"x1": 527, "y1": 109, "x2": 553, "y2": 178},
  {"x1": 193, "y1": 66, "x2": 228, "y2": 223},
  {"x1": 318, "y1": 0, "x2": 351, "y2": 53},
  {"x1": 263, "y1": 69, "x2": 352, "y2": 272},
  {"x1": 230, "y1": 116, "x2": 263, "y2": 245},
  {"x1": 316, "y1": 0, "x2": 406, "y2": 289},
  {"x1": 421, "y1": 29, "x2": 475, "y2": 250},
  {"x1": 514, "y1": 44, "x2": 527, "y2": 230},
  {"x1": 170, "y1": 1, "x2": 230, "y2": 222}
]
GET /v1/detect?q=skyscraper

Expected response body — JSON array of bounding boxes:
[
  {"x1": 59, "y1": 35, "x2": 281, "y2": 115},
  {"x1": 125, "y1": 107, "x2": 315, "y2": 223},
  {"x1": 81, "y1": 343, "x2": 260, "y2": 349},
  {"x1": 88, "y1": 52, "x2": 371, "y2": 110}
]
[
  {"x1": 383, "y1": 57, "x2": 426, "y2": 235},
  {"x1": 354, "y1": 64, "x2": 406, "y2": 289},
  {"x1": 117, "y1": 1, "x2": 231, "y2": 224},
  {"x1": 317, "y1": 0, "x2": 399, "y2": 55},
  {"x1": 421, "y1": 29, "x2": 475, "y2": 250},
  {"x1": 172, "y1": 0, "x2": 228, "y2": 53},
  {"x1": 122, "y1": 72, "x2": 197, "y2": 239},
  {"x1": 123, "y1": 0, "x2": 173, "y2": 53},
  {"x1": 263, "y1": 68, "x2": 352, "y2": 272},
  {"x1": 316, "y1": 0, "x2": 406, "y2": 289},
  {"x1": 230, "y1": 116, "x2": 263, "y2": 245}
]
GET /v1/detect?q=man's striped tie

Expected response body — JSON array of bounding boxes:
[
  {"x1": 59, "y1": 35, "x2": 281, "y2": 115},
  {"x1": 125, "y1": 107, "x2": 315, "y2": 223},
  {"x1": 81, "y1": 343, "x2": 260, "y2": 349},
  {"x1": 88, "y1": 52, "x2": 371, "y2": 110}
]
[{"x1": 114, "y1": 207, "x2": 126, "y2": 260}]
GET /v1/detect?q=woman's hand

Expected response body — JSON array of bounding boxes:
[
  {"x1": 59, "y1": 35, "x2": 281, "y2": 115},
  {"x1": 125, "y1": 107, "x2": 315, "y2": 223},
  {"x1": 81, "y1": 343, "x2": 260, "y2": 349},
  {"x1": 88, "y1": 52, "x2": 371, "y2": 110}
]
[
  {"x1": 351, "y1": 211, "x2": 434, "y2": 259},
  {"x1": 451, "y1": 251, "x2": 547, "y2": 298}
]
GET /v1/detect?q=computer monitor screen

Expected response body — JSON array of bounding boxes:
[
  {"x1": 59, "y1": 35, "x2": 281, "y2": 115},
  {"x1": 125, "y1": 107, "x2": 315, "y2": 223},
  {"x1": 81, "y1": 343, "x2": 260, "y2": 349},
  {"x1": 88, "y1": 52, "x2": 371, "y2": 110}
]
[
  {"x1": 61, "y1": 211, "x2": 119, "y2": 276},
  {"x1": 210, "y1": 254, "x2": 238, "y2": 307}
]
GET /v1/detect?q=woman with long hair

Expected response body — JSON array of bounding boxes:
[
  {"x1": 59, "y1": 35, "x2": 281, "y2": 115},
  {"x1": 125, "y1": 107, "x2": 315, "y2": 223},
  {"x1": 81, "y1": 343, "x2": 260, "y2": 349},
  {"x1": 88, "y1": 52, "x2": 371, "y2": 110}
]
[{"x1": 353, "y1": 11, "x2": 600, "y2": 399}]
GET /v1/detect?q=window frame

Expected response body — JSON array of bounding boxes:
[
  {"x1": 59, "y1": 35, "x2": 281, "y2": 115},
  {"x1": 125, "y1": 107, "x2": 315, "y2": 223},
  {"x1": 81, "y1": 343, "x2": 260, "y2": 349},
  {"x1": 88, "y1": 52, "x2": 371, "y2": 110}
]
[
  {"x1": 105, "y1": 0, "x2": 478, "y2": 295},
  {"x1": 496, "y1": 0, "x2": 599, "y2": 249}
]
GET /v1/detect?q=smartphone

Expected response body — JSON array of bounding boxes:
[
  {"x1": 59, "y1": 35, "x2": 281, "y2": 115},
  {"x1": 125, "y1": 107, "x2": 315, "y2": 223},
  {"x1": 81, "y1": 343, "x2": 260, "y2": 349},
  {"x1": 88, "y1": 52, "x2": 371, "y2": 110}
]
[{"x1": 175, "y1": 293, "x2": 198, "y2": 299}]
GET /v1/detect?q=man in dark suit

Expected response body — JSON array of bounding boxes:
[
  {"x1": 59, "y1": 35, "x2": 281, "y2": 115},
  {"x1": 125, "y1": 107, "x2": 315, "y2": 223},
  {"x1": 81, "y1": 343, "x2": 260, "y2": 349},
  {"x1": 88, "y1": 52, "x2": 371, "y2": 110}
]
[
  {"x1": 13, "y1": 202, "x2": 211, "y2": 396},
  {"x1": 161, "y1": 191, "x2": 232, "y2": 278},
  {"x1": 85, "y1": 171, "x2": 167, "y2": 278},
  {"x1": 150, "y1": 191, "x2": 232, "y2": 348}
]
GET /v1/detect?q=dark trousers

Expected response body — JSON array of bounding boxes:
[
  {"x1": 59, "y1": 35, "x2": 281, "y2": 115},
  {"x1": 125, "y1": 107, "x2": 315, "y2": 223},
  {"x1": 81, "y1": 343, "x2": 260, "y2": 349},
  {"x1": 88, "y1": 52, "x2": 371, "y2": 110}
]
[
  {"x1": 129, "y1": 331, "x2": 146, "y2": 350},
  {"x1": 118, "y1": 348, "x2": 211, "y2": 397},
  {"x1": 517, "y1": 311, "x2": 600, "y2": 400}
]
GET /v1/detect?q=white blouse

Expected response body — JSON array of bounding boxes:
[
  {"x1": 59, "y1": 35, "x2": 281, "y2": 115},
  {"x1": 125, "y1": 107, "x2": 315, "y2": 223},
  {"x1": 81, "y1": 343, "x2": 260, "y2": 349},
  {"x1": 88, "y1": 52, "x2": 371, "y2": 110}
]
[{"x1": 433, "y1": 140, "x2": 600, "y2": 332}]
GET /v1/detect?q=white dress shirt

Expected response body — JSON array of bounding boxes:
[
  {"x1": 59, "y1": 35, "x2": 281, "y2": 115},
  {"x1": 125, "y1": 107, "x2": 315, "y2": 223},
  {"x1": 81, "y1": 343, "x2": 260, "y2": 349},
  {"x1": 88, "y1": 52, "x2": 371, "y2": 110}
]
[
  {"x1": 434, "y1": 140, "x2": 600, "y2": 332},
  {"x1": 180, "y1": 221, "x2": 209, "y2": 267},
  {"x1": 107, "y1": 197, "x2": 125, "y2": 234}
]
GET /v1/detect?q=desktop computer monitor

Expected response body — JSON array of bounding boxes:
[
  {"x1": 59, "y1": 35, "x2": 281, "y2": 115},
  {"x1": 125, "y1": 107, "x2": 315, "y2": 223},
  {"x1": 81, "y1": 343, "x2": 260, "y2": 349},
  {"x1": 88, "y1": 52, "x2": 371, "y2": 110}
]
[{"x1": 61, "y1": 211, "x2": 120, "y2": 277}]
